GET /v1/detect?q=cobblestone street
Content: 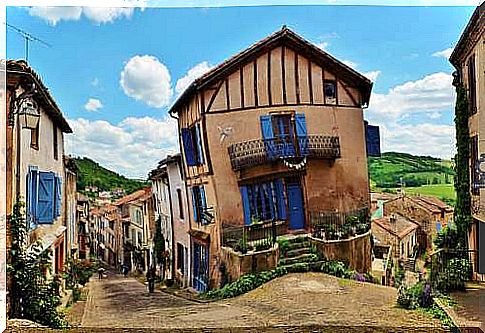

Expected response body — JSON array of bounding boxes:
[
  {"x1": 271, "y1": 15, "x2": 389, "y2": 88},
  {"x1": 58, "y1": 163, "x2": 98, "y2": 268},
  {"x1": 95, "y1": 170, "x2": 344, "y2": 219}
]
[{"x1": 79, "y1": 271, "x2": 445, "y2": 331}]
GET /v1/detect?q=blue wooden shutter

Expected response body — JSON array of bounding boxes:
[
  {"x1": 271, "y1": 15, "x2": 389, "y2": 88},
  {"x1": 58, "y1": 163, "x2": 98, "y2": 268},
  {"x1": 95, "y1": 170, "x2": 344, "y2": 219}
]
[
  {"x1": 191, "y1": 187, "x2": 199, "y2": 223},
  {"x1": 295, "y1": 113, "x2": 309, "y2": 156},
  {"x1": 200, "y1": 185, "x2": 207, "y2": 224},
  {"x1": 182, "y1": 128, "x2": 196, "y2": 166},
  {"x1": 240, "y1": 186, "x2": 251, "y2": 225},
  {"x1": 260, "y1": 115, "x2": 276, "y2": 159},
  {"x1": 365, "y1": 122, "x2": 381, "y2": 157},
  {"x1": 27, "y1": 168, "x2": 39, "y2": 227},
  {"x1": 195, "y1": 123, "x2": 205, "y2": 165},
  {"x1": 38, "y1": 172, "x2": 55, "y2": 224},
  {"x1": 275, "y1": 179, "x2": 286, "y2": 220},
  {"x1": 55, "y1": 176, "x2": 62, "y2": 218}
]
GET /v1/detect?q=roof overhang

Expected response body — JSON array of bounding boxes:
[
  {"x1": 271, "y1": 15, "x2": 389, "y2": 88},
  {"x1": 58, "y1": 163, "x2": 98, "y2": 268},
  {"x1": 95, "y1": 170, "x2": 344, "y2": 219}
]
[{"x1": 169, "y1": 27, "x2": 373, "y2": 115}]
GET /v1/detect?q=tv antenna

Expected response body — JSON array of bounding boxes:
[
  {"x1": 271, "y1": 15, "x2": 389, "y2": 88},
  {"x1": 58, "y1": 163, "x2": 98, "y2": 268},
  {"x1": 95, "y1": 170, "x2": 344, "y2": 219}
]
[{"x1": 5, "y1": 23, "x2": 52, "y2": 62}]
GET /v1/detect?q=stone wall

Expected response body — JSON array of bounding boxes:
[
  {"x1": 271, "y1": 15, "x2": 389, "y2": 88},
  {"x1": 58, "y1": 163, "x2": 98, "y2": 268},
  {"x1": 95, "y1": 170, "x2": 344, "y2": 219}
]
[
  {"x1": 219, "y1": 244, "x2": 279, "y2": 283},
  {"x1": 309, "y1": 230, "x2": 372, "y2": 273}
]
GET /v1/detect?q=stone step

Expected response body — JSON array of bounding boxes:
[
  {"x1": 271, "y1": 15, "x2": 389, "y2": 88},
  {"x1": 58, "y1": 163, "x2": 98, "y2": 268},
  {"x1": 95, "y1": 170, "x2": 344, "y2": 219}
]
[
  {"x1": 285, "y1": 247, "x2": 312, "y2": 258},
  {"x1": 279, "y1": 253, "x2": 318, "y2": 266},
  {"x1": 286, "y1": 241, "x2": 311, "y2": 251}
]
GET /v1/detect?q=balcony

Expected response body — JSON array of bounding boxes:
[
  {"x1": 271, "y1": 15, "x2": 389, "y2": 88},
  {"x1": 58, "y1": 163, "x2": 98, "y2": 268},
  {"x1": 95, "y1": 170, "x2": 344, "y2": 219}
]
[{"x1": 228, "y1": 135, "x2": 340, "y2": 171}]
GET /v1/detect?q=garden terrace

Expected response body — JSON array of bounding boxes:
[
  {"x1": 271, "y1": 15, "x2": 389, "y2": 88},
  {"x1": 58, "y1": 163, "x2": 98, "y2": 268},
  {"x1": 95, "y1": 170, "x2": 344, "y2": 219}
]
[
  {"x1": 228, "y1": 135, "x2": 340, "y2": 171},
  {"x1": 222, "y1": 221, "x2": 287, "y2": 254},
  {"x1": 310, "y1": 207, "x2": 370, "y2": 241}
]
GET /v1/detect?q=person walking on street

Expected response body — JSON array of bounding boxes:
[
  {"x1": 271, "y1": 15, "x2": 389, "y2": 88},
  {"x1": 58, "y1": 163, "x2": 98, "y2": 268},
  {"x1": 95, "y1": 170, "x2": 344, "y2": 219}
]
[
  {"x1": 123, "y1": 264, "x2": 129, "y2": 278},
  {"x1": 98, "y1": 267, "x2": 105, "y2": 280},
  {"x1": 146, "y1": 266, "x2": 156, "y2": 293}
]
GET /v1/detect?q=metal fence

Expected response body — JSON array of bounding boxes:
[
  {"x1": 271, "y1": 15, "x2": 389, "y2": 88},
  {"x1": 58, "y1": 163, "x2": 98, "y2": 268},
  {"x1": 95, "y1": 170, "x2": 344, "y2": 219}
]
[
  {"x1": 428, "y1": 248, "x2": 479, "y2": 291},
  {"x1": 222, "y1": 221, "x2": 278, "y2": 253},
  {"x1": 309, "y1": 207, "x2": 370, "y2": 240}
]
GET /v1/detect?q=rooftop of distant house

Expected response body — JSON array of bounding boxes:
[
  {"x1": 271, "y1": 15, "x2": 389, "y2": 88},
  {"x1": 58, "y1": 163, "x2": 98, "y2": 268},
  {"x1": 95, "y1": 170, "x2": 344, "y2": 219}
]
[
  {"x1": 371, "y1": 192, "x2": 398, "y2": 202},
  {"x1": 385, "y1": 194, "x2": 453, "y2": 213},
  {"x1": 372, "y1": 214, "x2": 419, "y2": 239},
  {"x1": 114, "y1": 187, "x2": 151, "y2": 206}
]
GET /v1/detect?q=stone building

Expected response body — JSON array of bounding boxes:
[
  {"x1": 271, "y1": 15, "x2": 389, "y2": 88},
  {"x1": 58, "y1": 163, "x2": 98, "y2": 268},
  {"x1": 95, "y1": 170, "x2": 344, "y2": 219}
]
[
  {"x1": 169, "y1": 27, "x2": 373, "y2": 291},
  {"x1": 64, "y1": 156, "x2": 78, "y2": 259},
  {"x1": 450, "y1": 2, "x2": 484, "y2": 281},
  {"x1": 76, "y1": 193, "x2": 90, "y2": 260},
  {"x1": 372, "y1": 214, "x2": 419, "y2": 261},
  {"x1": 6, "y1": 60, "x2": 73, "y2": 279},
  {"x1": 383, "y1": 195, "x2": 453, "y2": 250}
]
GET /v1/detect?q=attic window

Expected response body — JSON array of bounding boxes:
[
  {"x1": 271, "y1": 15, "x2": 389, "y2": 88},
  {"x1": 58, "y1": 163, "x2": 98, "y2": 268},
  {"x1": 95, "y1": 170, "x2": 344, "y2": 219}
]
[{"x1": 324, "y1": 80, "x2": 337, "y2": 104}]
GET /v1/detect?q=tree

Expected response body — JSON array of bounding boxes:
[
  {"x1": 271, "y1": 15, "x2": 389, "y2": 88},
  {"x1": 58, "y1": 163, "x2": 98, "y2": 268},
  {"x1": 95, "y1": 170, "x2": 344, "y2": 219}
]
[
  {"x1": 453, "y1": 84, "x2": 472, "y2": 248},
  {"x1": 7, "y1": 201, "x2": 68, "y2": 328},
  {"x1": 153, "y1": 217, "x2": 166, "y2": 280}
]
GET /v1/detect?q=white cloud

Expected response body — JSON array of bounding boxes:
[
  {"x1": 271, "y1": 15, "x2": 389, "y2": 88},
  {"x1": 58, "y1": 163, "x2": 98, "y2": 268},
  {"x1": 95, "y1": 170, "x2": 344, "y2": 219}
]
[
  {"x1": 27, "y1": 5, "x2": 140, "y2": 25},
  {"x1": 175, "y1": 61, "x2": 213, "y2": 96},
  {"x1": 120, "y1": 55, "x2": 173, "y2": 108},
  {"x1": 365, "y1": 72, "x2": 456, "y2": 159},
  {"x1": 432, "y1": 47, "x2": 453, "y2": 59},
  {"x1": 65, "y1": 116, "x2": 178, "y2": 178},
  {"x1": 84, "y1": 98, "x2": 103, "y2": 112},
  {"x1": 427, "y1": 111, "x2": 442, "y2": 119},
  {"x1": 82, "y1": 7, "x2": 133, "y2": 24},
  {"x1": 367, "y1": 72, "x2": 454, "y2": 122},
  {"x1": 314, "y1": 41, "x2": 329, "y2": 51},
  {"x1": 27, "y1": 7, "x2": 82, "y2": 26},
  {"x1": 363, "y1": 70, "x2": 381, "y2": 82},
  {"x1": 342, "y1": 60, "x2": 358, "y2": 69}
]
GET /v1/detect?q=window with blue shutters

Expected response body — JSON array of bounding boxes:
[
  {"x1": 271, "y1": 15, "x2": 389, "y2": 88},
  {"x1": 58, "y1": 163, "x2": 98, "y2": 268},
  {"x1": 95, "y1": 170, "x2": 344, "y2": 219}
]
[
  {"x1": 182, "y1": 123, "x2": 205, "y2": 167},
  {"x1": 38, "y1": 171, "x2": 55, "y2": 224},
  {"x1": 27, "y1": 167, "x2": 39, "y2": 228},
  {"x1": 191, "y1": 185, "x2": 208, "y2": 225},
  {"x1": 55, "y1": 176, "x2": 62, "y2": 218},
  {"x1": 240, "y1": 178, "x2": 286, "y2": 225},
  {"x1": 295, "y1": 114, "x2": 309, "y2": 156},
  {"x1": 260, "y1": 115, "x2": 276, "y2": 159},
  {"x1": 260, "y1": 114, "x2": 308, "y2": 159}
]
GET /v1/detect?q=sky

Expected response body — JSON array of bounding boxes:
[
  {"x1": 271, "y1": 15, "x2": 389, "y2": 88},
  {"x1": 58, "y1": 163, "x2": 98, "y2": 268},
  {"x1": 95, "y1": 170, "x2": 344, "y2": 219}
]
[{"x1": 6, "y1": 4, "x2": 477, "y2": 178}]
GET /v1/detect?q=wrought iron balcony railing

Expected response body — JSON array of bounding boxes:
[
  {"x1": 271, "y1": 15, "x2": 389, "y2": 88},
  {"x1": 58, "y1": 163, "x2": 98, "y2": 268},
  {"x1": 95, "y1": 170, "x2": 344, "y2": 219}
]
[{"x1": 228, "y1": 135, "x2": 340, "y2": 171}]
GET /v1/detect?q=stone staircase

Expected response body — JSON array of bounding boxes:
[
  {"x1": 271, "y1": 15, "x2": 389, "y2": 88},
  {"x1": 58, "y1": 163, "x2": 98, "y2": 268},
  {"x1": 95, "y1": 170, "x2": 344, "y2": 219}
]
[{"x1": 278, "y1": 235, "x2": 318, "y2": 267}]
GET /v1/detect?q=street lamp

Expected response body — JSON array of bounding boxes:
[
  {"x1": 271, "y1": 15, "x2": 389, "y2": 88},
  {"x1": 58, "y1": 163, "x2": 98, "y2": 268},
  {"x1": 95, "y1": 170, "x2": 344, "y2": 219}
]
[{"x1": 10, "y1": 83, "x2": 41, "y2": 200}]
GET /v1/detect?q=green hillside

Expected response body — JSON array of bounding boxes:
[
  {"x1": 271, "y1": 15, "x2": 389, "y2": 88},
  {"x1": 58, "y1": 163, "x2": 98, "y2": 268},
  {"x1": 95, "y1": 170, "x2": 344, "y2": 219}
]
[
  {"x1": 369, "y1": 152, "x2": 454, "y2": 189},
  {"x1": 74, "y1": 157, "x2": 149, "y2": 196}
]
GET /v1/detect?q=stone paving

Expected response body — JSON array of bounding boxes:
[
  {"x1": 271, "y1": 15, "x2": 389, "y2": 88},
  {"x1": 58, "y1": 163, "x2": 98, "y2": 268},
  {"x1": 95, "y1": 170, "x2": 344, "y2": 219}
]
[
  {"x1": 79, "y1": 270, "x2": 445, "y2": 331},
  {"x1": 451, "y1": 284, "x2": 485, "y2": 330}
]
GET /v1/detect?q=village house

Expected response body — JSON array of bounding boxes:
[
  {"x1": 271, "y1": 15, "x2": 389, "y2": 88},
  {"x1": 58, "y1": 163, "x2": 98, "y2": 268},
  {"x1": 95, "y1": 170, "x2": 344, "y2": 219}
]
[
  {"x1": 371, "y1": 192, "x2": 397, "y2": 219},
  {"x1": 149, "y1": 154, "x2": 191, "y2": 287},
  {"x1": 76, "y1": 193, "x2": 91, "y2": 260},
  {"x1": 169, "y1": 27, "x2": 373, "y2": 291},
  {"x1": 383, "y1": 195, "x2": 454, "y2": 251},
  {"x1": 372, "y1": 214, "x2": 419, "y2": 264},
  {"x1": 114, "y1": 188, "x2": 154, "y2": 272},
  {"x1": 6, "y1": 60, "x2": 73, "y2": 281},
  {"x1": 450, "y1": 2, "x2": 484, "y2": 281}
]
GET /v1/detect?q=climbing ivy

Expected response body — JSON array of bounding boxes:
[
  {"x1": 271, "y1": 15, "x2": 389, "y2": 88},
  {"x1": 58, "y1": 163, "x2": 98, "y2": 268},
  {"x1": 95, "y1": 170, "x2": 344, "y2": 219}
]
[
  {"x1": 7, "y1": 201, "x2": 68, "y2": 328},
  {"x1": 153, "y1": 216, "x2": 166, "y2": 280},
  {"x1": 453, "y1": 84, "x2": 472, "y2": 248}
]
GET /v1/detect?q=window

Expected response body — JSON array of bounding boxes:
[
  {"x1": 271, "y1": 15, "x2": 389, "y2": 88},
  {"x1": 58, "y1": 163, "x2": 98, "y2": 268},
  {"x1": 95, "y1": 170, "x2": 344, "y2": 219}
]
[
  {"x1": 324, "y1": 80, "x2": 337, "y2": 104},
  {"x1": 177, "y1": 189, "x2": 184, "y2": 220},
  {"x1": 26, "y1": 168, "x2": 62, "y2": 226},
  {"x1": 138, "y1": 232, "x2": 142, "y2": 245},
  {"x1": 53, "y1": 126, "x2": 58, "y2": 160},
  {"x1": 260, "y1": 113, "x2": 308, "y2": 159},
  {"x1": 401, "y1": 243, "x2": 404, "y2": 257},
  {"x1": 467, "y1": 54, "x2": 477, "y2": 116},
  {"x1": 177, "y1": 243, "x2": 185, "y2": 273},
  {"x1": 240, "y1": 178, "x2": 286, "y2": 225},
  {"x1": 30, "y1": 122, "x2": 39, "y2": 150},
  {"x1": 191, "y1": 185, "x2": 207, "y2": 224},
  {"x1": 131, "y1": 230, "x2": 136, "y2": 244},
  {"x1": 182, "y1": 122, "x2": 204, "y2": 167}
]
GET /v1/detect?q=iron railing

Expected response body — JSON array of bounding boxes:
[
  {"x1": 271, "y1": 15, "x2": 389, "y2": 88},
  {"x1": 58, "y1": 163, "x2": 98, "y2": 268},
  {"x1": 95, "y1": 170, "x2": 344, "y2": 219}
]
[
  {"x1": 428, "y1": 248, "x2": 479, "y2": 290},
  {"x1": 222, "y1": 221, "x2": 282, "y2": 254},
  {"x1": 228, "y1": 135, "x2": 340, "y2": 171},
  {"x1": 309, "y1": 207, "x2": 370, "y2": 241}
]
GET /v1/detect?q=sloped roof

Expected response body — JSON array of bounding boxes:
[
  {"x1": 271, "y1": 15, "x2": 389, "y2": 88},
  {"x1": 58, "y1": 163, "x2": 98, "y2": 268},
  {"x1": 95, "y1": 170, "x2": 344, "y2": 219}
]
[
  {"x1": 7, "y1": 60, "x2": 72, "y2": 133},
  {"x1": 413, "y1": 195, "x2": 453, "y2": 212},
  {"x1": 373, "y1": 214, "x2": 419, "y2": 239},
  {"x1": 114, "y1": 187, "x2": 151, "y2": 206},
  {"x1": 450, "y1": 2, "x2": 485, "y2": 67},
  {"x1": 169, "y1": 26, "x2": 372, "y2": 114}
]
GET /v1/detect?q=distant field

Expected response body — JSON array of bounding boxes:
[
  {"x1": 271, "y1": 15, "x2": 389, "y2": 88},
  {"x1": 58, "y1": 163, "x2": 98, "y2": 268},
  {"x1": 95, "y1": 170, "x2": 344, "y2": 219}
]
[
  {"x1": 405, "y1": 184, "x2": 456, "y2": 201},
  {"x1": 375, "y1": 184, "x2": 456, "y2": 205}
]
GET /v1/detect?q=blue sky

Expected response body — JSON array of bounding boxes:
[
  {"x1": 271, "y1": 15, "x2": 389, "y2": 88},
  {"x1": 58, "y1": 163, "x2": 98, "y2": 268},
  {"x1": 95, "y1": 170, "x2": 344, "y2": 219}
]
[{"x1": 6, "y1": 5, "x2": 476, "y2": 178}]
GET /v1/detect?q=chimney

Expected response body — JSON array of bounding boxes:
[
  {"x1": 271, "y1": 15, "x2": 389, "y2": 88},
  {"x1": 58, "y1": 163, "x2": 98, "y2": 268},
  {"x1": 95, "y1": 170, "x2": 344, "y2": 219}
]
[{"x1": 390, "y1": 214, "x2": 397, "y2": 224}]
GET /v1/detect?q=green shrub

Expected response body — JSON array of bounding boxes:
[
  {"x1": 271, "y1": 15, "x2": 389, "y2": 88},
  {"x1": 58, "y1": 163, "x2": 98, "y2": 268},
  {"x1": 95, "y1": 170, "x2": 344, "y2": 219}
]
[
  {"x1": 434, "y1": 258, "x2": 471, "y2": 292},
  {"x1": 397, "y1": 282, "x2": 432, "y2": 310},
  {"x1": 320, "y1": 260, "x2": 347, "y2": 277}
]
